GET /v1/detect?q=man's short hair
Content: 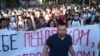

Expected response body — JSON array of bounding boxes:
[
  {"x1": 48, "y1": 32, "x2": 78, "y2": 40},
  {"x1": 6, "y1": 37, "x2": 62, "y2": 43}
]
[{"x1": 57, "y1": 22, "x2": 66, "y2": 27}]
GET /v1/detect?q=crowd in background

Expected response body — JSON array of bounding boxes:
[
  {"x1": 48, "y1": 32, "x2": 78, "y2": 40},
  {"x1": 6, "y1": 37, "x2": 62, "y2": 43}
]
[{"x1": 0, "y1": 4, "x2": 100, "y2": 31}]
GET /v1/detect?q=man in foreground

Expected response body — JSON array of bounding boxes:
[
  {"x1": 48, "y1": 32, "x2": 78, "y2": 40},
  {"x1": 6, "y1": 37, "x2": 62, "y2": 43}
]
[{"x1": 42, "y1": 22, "x2": 75, "y2": 56}]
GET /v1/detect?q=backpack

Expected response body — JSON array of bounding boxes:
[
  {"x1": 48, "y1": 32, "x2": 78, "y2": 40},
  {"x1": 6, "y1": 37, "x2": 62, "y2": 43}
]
[{"x1": 70, "y1": 18, "x2": 81, "y2": 25}]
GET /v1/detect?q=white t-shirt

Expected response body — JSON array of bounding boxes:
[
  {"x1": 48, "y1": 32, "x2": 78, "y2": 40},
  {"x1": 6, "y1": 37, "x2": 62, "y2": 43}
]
[
  {"x1": 71, "y1": 20, "x2": 81, "y2": 27},
  {"x1": 70, "y1": 19, "x2": 83, "y2": 27},
  {"x1": 17, "y1": 21, "x2": 24, "y2": 31},
  {"x1": 83, "y1": 13, "x2": 91, "y2": 19}
]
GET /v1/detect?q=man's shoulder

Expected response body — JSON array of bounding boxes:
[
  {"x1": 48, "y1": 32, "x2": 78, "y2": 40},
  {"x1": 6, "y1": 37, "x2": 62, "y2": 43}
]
[
  {"x1": 66, "y1": 34, "x2": 72, "y2": 38},
  {"x1": 49, "y1": 33, "x2": 57, "y2": 39},
  {"x1": 46, "y1": 33, "x2": 57, "y2": 42},
  {"x1": 51, "y1": 33, "x2": 57, "y2": 36}
]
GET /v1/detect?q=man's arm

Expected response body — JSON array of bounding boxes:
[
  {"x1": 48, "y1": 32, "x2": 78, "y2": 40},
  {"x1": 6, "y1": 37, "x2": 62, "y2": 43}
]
[
  {"x1": 42, "y1": 44, "x2": 49, "y2": 56},
  {"x1": 69, "y1": 46, "x2": 75, "y2": 56},
  {"x1": 98, "y1": 40, "x2": 100, "y2": 56},
  {"x1": 98, "y1": 40, "x2": 100, "y2": 49}
]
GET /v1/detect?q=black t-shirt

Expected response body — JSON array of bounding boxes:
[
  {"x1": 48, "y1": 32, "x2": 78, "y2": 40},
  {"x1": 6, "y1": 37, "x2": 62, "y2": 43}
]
[{"x1": 46, "y1": 33, "x2": 72, "y2": 56}]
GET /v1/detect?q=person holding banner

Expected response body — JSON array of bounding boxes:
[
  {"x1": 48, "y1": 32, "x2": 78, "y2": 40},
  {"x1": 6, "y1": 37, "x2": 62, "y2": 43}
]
[
  {"x1": 0, "y1": 18, "x2": 7, "y2": 29},
  {"x1": 42, "y1": 22, "x2": 75, "y2": 56}
]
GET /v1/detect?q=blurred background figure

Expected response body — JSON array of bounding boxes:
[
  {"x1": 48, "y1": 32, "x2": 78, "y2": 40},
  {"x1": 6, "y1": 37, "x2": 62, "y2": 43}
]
[
  {"x1": 36, "y1": 16, "x2": 47, "y2": 29},
  {"x1": 24, "y1": 17, "x2": 34, "y2": 31},
  {"x1": 0, "y1": 18, "x2": 8, "y2": 29},
  {"x1": 9, "y1": 16, "x2": 17, "y2": 30},
  {"x1": 69, "y1": 12, "x2": 83, "y2": 27},
  {"x1": 0, "y1": 2, "x2": 99, "y2": 30},
  {"x1": 47, "y1": 19, "x2": 55, "y2": 27},
  {"x1": 17, "y1": 15, "x2": 25, "y2": 31}
]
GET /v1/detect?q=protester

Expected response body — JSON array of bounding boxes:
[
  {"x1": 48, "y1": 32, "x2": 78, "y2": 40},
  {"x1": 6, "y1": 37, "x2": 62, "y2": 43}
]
[
  {"x1": 24, "y1": 17, "x2": 34, "y2": 31},
  {"x1": 9, "y1": 16, "x2": 17, "y2": 30},
  {"x1": 69, "y1": 12, "x2": 84, "y2": 27},
  {"x1": 47, "y1": 19, "x2": 55, "y2": 27},
  {"x1": 0, "y1": 18, "x2": 8, "y2": 29},
  {"x1": 17, "y1": 15, "x2": 25, "y2": 31},
  {"x1": 42, "y1": 22, "x2": 75, "y2": 56},
  {"x1": 0, "y1": 3, "x2": 100, "y2": 56},
  {"x1": 36, "y1": 16, "x2": 47, "y2": 29},
  {"x1": 0, "y1": 4, "x2": 99, "y2": 30}
]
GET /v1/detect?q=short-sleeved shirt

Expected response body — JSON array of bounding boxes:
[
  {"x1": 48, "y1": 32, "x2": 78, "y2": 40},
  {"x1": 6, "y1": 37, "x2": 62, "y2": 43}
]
[{"x1": 46, "y1": 33, "x2": 72, "y2": 56}]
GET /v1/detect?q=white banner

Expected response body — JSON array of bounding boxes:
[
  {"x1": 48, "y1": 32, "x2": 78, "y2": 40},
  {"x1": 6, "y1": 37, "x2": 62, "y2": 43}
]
[{"x1": 0, "y1": 24, "x2": 100, "y2": 56}]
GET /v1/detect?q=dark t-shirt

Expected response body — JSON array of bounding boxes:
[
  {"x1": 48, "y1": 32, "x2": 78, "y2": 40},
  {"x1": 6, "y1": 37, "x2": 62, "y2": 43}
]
[
  {"x1": 46, "y1": 33, "x2": 72, "y2": 56},
  {"x1": 36, "y1": 23, "x2": 47, "y2": 29}
]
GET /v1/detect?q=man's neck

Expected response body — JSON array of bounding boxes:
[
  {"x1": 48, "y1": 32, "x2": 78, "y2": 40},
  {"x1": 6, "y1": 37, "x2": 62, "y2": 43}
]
[{"x1": 58, "y1": 35, "x2": 65, "y2": 40}]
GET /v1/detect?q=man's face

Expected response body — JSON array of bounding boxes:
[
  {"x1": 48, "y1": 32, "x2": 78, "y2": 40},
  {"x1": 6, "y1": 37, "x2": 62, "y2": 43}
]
[{"x1": 57, "y1": 25, "x2": 66, "y2": 37}]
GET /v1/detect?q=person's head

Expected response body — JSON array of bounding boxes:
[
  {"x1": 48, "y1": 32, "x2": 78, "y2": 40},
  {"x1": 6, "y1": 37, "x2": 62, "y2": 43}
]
[
  {"x1": 17, "y1": 15, "x2": 23, "y2": 21},
  {"x1": 47, "y1": 20, "x2": 55, "y2": 27},
  {"x1": 10, "y1": 16, "x2": 16, "y2": 22},
  {"x1": 85, "y1": 9, "x2": 88, "y2": 14},
  {"x1": 57, "y1": 22, "x2": 66, "y2": 37},
  {"x1": 0, "y1": 18, "x2": 7, "y2": 29},
  {"x1": 39, "y1": 16, "x2": 45, "y2": 24}
]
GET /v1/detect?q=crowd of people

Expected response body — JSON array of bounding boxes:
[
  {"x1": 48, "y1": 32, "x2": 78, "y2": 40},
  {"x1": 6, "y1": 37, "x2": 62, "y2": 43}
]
[{"x1": 0, "y1": 4, "x2": 100, "y2": 31}]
